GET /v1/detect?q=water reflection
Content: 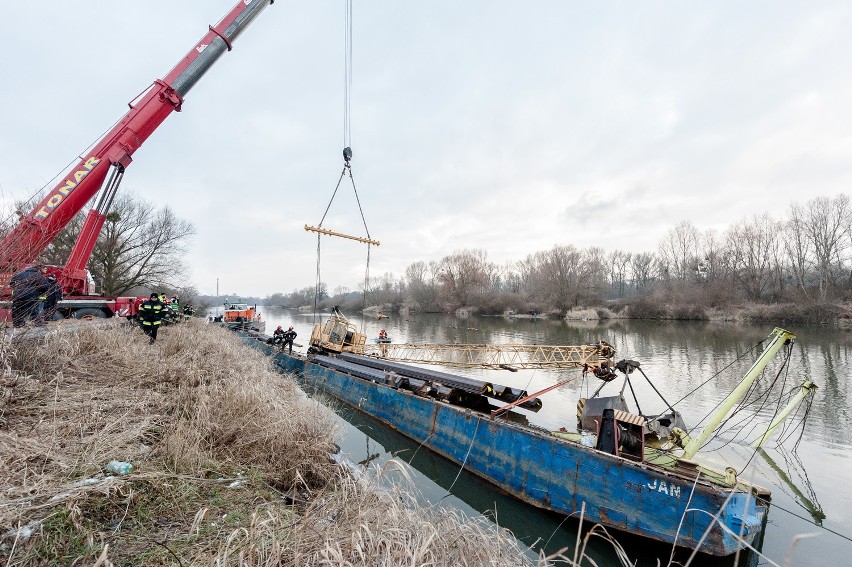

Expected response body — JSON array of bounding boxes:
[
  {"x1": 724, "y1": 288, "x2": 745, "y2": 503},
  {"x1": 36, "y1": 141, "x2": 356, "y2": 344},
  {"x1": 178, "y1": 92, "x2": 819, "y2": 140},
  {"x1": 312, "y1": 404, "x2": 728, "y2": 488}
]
[
  {"x1": 257, "y1": 307, "x2": 852, "y2": 566},
  {"x1": 756, "y1": 448, "x2": 825, "y2": 526}
]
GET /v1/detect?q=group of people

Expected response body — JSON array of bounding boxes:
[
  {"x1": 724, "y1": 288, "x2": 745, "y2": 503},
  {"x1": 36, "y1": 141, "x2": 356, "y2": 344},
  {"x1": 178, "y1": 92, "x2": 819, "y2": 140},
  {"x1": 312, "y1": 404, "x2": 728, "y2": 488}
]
[
  {"x1": 137, "y1": 292, "x2": 184, "y2": 343},
  {"x1": 9, "y1": 264, "x2": 63, "y2": 328},
  {"x1": 269, "y1": 325, "x2": 298, "y2": 353}
]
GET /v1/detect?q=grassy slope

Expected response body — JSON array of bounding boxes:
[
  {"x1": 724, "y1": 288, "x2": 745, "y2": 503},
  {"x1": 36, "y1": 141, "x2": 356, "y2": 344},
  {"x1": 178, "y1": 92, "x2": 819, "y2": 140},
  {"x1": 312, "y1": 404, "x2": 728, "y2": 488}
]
[{"x1": 0, "y1": 321, "x2": 534, "y2": 566}]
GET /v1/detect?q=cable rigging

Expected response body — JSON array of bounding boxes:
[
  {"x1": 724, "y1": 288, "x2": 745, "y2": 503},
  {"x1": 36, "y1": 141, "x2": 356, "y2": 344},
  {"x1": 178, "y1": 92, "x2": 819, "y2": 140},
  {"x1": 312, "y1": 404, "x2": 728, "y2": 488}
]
[{"x1": 308, "y1": 0, "x2": 379, "y2": 330}]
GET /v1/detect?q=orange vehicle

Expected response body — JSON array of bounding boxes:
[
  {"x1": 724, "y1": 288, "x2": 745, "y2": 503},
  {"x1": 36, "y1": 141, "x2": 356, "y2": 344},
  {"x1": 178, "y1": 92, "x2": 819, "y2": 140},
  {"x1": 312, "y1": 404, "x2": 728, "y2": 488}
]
[{"x1": 221, "y1": 301, "x2": 265, "y2": 332}]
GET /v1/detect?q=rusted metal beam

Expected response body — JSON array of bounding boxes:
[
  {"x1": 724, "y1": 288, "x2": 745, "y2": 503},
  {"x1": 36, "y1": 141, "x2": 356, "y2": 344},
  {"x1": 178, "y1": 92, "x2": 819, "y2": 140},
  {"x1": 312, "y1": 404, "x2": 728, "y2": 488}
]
[
  {"x1": 304, "y1": 224, "x2": 380, "y2": 246},
  {"x1": 491, "y1": 378, "x2": 573, "y2": 417}
]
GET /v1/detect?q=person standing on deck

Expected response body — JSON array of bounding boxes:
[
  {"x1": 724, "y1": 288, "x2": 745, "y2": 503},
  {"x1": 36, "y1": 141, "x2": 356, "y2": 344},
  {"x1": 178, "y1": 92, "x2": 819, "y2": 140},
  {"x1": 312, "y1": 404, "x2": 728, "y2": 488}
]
[
  {"x1": 138, "y1": 293, "x2": 167, "y2": 343},
  {"x1": 282, "y1": 326, "x2": 297, "y2": 353}
]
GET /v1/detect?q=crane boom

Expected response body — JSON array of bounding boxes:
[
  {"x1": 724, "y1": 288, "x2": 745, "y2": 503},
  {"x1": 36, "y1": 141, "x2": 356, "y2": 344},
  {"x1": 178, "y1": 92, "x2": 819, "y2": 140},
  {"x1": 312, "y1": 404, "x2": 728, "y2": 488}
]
[
  {"x1": 362, "y1": 342, "x2": 615, "y2": 371},
  {"x1": 0, "y1": 0, "x2": 274, "y2": 296}
]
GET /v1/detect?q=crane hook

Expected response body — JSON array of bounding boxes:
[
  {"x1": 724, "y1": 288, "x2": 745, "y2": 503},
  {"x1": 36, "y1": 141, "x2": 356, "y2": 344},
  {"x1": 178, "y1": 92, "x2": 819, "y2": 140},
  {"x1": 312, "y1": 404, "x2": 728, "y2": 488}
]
[{"x1": 343, "y1": 146, "x2": 353, "y2": 163}]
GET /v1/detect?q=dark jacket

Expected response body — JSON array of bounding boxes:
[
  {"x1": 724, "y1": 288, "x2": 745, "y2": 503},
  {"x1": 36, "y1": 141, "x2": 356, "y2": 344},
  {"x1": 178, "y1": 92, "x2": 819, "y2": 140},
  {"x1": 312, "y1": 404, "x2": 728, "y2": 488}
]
[
  {"x1": 10, "y1": 266, "x2": 48, "y2": 300},
  {"x1": 139, "y1": 298, "x2": 167, "y2": 326},
  {"x1": 44, "y1": 278, "x2": 63, "y2": 308},
  {"x1": 282, "y1": 329, "x2": 297, "y2": 342}
]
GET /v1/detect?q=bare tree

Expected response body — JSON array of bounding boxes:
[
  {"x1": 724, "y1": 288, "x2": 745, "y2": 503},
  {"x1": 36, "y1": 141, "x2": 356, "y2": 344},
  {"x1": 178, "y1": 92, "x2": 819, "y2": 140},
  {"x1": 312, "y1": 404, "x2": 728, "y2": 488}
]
[
  {"x1": 90, "y1": 194, "x2": 195, "y2": 295},
  {"x1": 525, "y1": 245, "x2": 600, "y2": 309},
  {"x1": 583, "y1": 246, "x2": 610, "y2": 300},
  {"x1": 35, "y1": 193, "x2": 194, "y2": 295},
  {"x1": 658, "y1": 220, "x2": 701, "y2": 283},
  {"x1": 784, "y1": 203, "x2": 814, "y2": 299},
  {"x1": 698, "y1": 228, "x2": 728, "y2": 285},
  {"x1": 531, "y1": 246, "x2": 581, "y2": 309},
  {"x1": 404, "y1": 260, "x2": 439, "y2": 310},
  {"x1": 369, "y1": 272, "x2": 399, "y2": 305},
  {"x1": 630, "y1": 252, "x2": 656, "y2": 291},
  {"x1": 725, "y1": 214, "x2": 780, "y2": 300},
  {"x1": 435, "y1": 249, "x2": 491, "y2": 310},
  {"x1": 608, "y1": 250, "x2": 632, "y2": 299},
  {"x1": 800, "y1": 194, "x2": 851, "y2": 300}
]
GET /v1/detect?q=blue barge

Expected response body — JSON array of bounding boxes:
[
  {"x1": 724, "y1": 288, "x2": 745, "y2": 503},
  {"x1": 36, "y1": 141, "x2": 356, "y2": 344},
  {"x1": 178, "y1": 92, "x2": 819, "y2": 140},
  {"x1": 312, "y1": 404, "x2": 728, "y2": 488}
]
[{"x1": 244, "y1": 336, "x2": 769, "y2": 556}]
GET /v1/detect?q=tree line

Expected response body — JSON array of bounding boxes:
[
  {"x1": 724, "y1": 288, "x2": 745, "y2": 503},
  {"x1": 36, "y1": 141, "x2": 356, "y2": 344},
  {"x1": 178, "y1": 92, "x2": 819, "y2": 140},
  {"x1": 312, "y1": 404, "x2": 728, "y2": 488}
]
[{"x1": 266, "y1": 194, "x2": 851, "y2": 320}]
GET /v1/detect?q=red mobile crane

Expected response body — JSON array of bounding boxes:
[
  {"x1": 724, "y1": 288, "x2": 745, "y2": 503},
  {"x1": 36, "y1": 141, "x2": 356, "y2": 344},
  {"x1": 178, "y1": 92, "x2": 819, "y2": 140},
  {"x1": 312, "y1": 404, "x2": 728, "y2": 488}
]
[{"x1": 0, "y1": 0, "x2": 274, "y2": 320}]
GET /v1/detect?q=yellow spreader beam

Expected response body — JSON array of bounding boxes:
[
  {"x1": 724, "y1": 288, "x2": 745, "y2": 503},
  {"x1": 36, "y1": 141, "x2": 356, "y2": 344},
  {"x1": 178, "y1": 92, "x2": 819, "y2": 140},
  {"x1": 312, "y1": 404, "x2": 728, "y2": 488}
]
[{"x1": 305, "y1": 224, "x2": 380, "y2": 246}]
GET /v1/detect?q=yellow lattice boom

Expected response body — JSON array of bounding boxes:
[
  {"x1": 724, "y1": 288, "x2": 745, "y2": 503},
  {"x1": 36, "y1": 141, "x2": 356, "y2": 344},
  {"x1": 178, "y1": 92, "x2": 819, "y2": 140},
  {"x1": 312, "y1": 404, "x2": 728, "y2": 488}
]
[{"x1": 362, "y1": 342, "x2": 615, "y2": 370}]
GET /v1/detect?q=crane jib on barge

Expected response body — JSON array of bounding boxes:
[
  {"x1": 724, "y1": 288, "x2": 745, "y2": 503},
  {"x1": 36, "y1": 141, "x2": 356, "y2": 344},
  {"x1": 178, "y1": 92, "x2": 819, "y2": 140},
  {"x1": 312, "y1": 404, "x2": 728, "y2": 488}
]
[{"x1": 0, "y1": 0, "x2": 274, "y2": 321}]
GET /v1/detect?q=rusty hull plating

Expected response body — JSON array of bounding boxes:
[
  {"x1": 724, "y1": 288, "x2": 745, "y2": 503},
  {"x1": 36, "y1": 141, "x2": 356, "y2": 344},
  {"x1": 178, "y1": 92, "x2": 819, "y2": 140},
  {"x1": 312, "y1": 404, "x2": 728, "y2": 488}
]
[{"x1": 248, "y1": 338, "x2": 768, "y2": 556}]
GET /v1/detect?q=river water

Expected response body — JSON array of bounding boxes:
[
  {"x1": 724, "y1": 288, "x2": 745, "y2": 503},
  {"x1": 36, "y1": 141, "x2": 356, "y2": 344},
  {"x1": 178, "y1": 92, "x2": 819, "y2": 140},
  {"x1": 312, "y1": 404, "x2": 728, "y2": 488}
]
[{"x1": 257, "y1": 307, "x2": 852, "y2": 566}]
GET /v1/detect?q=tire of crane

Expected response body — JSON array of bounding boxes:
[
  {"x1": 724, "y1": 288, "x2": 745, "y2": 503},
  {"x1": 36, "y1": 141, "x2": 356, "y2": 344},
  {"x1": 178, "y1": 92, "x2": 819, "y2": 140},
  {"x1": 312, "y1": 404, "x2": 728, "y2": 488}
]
[
  {"x1": 72, "y1": 308, "x2": 108, "y2": 320},
  {"x1": 50, "y1": 311, "x2": 65, "y2": 321}
]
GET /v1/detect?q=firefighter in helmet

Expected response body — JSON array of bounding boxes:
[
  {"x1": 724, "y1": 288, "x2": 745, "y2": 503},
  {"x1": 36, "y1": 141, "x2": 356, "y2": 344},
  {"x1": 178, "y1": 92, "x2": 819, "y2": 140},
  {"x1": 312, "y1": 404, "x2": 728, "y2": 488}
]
[{"x1": 139, "y1": 293, "x2": 167, "y2": 343}]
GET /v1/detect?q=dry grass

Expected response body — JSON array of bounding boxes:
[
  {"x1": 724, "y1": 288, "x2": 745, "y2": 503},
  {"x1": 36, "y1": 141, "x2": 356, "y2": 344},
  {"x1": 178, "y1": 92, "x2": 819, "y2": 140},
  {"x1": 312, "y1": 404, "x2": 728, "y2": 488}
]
[
  {"x1": 213, "y1": 462, "x2": 534, "y2": 566},
  {"x1": 0, "y1": 320, "x2": 537, "y2": 566}
]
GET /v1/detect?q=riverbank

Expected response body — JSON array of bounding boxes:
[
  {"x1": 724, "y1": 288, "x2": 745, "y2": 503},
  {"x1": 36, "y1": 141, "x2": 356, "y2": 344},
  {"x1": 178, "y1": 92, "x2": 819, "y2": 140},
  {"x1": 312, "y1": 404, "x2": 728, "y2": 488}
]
[
  {"x1": 559, "y1": 300, "x2": 852, "y2": 325},
  {"x1": 0, "y1": 321, "x2": 534, "y2": 565}
]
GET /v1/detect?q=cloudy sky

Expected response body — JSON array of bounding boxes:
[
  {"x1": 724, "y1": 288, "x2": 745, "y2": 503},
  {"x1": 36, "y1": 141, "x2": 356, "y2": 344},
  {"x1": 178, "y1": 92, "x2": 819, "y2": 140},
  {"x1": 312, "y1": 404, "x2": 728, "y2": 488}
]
[{"x1": 1, "y1": 1, "x2": 850, "y2": 297}]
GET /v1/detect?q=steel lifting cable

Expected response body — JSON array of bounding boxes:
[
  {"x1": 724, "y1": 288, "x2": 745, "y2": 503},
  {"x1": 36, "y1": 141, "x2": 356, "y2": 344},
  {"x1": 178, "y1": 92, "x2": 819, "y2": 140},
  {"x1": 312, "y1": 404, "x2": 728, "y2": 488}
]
[
  {"x1": 343, "y1": 0, "x2": 375, "y2": 327},
  {"x1": 710, "y1": 344, "x2": 797, "y2": 476},
  {"x1": 343, "y1": 0, "x2": 353, "y2": 152},
  {"x1": 672, "y1": 339, "x2": 764, "y2": 435},
  {"x1": 714, "y1": 344, "x2": 792, "y2": 444},
  {"x1": 312, "y1": 0, "x2": 374, "y2": 329},
  {"x1": 700, "y1": 342, "x2": 794, "y2": 454},
  {"x1": 724, "y1": 351, "x2": 798, "y2": 442},
  {"x1": 668, "y1": 340, "x2": 763, "y2": 411}
]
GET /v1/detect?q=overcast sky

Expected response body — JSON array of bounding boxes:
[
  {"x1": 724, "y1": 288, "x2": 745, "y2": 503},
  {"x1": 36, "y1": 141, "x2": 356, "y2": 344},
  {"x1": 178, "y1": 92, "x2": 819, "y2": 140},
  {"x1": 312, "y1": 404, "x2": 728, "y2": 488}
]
[{"x1": 1, "y1": 1, "x2": 851, "y2": 297}]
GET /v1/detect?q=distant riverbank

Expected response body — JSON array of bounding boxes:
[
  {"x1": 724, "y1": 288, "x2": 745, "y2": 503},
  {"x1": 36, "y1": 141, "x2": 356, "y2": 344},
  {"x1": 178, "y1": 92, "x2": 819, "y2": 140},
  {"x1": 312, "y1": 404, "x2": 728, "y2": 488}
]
[
  {"x1": 375, "y1": 300, "x2": 852, "y2": 327},
  {"x1": 559, "y1": 300, "x2": 851, "y2": 326}
]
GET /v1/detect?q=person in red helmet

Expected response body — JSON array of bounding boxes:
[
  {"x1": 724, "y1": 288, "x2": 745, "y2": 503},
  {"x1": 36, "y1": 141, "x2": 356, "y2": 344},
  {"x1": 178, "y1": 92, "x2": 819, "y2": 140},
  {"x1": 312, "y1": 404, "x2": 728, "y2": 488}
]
[{"x1": 268, "y1": 325, "x2": 285, "y2": 346}]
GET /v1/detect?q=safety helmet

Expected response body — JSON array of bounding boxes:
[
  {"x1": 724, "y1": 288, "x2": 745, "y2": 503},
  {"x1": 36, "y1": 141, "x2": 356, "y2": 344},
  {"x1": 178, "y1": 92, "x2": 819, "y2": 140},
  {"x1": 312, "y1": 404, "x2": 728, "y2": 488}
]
[{"x1": 150, "y1": 292, "x2": 158, "y2": 299}]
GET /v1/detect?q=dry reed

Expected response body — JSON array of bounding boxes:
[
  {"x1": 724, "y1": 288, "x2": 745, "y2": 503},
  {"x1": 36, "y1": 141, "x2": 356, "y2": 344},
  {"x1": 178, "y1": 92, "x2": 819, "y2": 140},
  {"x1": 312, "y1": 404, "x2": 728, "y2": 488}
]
[{"x1": 0, "y1": 321, "x2": 537, "y2": 566}]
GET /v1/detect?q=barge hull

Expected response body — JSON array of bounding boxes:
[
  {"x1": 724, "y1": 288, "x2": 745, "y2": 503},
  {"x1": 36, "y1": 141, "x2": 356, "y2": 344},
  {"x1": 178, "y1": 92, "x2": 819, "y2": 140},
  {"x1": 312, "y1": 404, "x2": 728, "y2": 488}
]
[{"x1": 250, "y1": 340, "x2": 766, "y2": 556}]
